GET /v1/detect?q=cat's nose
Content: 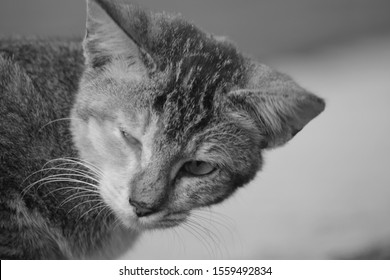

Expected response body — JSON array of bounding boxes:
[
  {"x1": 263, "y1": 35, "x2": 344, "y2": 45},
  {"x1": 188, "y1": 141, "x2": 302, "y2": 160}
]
[{"x1": 129, "y1": 199, "x2": 157, "y2": 217}]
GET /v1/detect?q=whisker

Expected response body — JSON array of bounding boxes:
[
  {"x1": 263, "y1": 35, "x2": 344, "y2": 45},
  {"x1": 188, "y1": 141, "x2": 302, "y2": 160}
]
[
  {"x1": 190, "y1": 213, "x2": 226, "y2": 241},
  {"x1": 170, "y1": 227, "x2": 186, "y2": 254},
  {"x1": 112, "y1": 217, "x2": 123, "y2": 230},
  {"x1": 181, "y1": 221, "x2": 217, "y2": 258},
  {"x1": 41, "y1": 164, "x2": 100, "y2": 180},
  {"x1": 101, "y1": 205, "x2": 114, "y2": 222},
  {"x1": 96, "y1": 204, "x2": 113, "y2": 223},
  {"x1": 57, "y1": 157, "x2": 103, "y2": 176},
  {"x1": 40, "y1": 157, "x2": 103, "y2": 177},
  {"x1": 60, "y1": 191, "x2": 101, "y2": 207},
  {"x1": 78, "y1": 202, "x2": 107, "y2": 221},
  {"x1": 39, "y1": 117, "x2": 75, "y2": 131},
  {"x1": 30, "y1": 169, "x2": 99, "y2": 185},
  {"x1": 185, "y1": 221, "x2": 217, "y2": 258},
  {"x1": 99, "y1": 203, "x2": 119, "y2": 226},
  {"x1": 22, "y1": 158, "x2": 101, "y2": 190},
  {"x1": 180, "y1": 223, "x2": 205, "y2": 251},
  {"x1": 197, "y1": 208, "x2": 236, "y2": 226},
  {"x1": 44, "y1": 186, "x2": 100, "y2": 198},
  {"x1": 194, "y1": 209, "x2": 241, "y2": 256},
  {"x1": 191, "y1": 211, "x2": 234, "y2": 236},
  {"x1": 67, "y1": 199, "x2": 103, "y2": 215},
  {"x1": 186, "y1": 218, "x2": 222, "y2": 258},
  {"x1": 23, "y1": 176, "x2": 100, "y2": 196},
  {"x1": 20, "y1": 156, "x2": 114, "y2": 227}
]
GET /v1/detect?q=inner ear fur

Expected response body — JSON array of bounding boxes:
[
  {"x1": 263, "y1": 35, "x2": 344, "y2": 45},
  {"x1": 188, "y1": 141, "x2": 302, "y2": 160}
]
[
  {"x1": 84, "y1": 0, "x2": 156, "y2": 72},
  {"x1": 228, "y1": 64, "x2": 325, "y2": 149}
]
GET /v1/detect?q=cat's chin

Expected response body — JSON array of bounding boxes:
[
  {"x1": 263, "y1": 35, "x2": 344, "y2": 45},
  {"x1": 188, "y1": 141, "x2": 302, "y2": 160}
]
[
  {"x1": 115, "y1": 210, "x2": 188, "y2": 231},
  {"x1": 152, "y1": 212, "x2": 189, "y2": 229}
]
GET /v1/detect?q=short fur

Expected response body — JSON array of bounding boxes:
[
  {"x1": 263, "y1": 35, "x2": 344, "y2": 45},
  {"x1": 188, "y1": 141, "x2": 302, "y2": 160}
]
[{"x1": 0, "y1": 0, "x2": 324, "y2": 259}]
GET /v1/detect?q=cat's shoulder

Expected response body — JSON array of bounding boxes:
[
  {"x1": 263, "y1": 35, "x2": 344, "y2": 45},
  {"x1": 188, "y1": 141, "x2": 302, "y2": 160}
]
[
  {"x1": 0, "y1": 37, "x2": 84, "y2": 155},
  {"x1": 0, "y1": 40, "x2": 37, "y2": 119},
  {"x1": 0, "y1": 37, "x2": 83, "y2": 59},
  {"x1": 1, "y1": 37, "x2": 83, "y2": 88},
  {"x1": 0, "y1": 37, "x2": 84, "y2": 104}
]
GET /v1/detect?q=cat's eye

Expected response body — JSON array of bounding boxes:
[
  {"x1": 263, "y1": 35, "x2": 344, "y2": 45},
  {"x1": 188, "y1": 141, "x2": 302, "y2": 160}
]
[
  {"x1": 183, "y1": 161, "x2": 216, "y2": 176},
  {"x1": 120, "y1": 128, "x2": 141, "y2": 147}
]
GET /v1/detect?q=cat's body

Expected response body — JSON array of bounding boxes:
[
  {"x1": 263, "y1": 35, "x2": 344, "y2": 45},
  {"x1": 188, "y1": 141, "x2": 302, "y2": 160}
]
[
  {"x1": 0, "y1": 38, "x2": 137, "y2": 259},
  {"x1": 0, "y1": 0, "x2": 324, "y2": 259}
]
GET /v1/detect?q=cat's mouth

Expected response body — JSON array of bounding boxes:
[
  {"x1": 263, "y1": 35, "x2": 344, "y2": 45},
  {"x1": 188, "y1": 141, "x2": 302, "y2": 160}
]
[{"x1": 132, "y1": 210, "x2": 189, "y2": 230}]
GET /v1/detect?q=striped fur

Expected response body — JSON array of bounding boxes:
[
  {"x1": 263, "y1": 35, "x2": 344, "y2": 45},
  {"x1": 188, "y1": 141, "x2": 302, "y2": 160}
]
[{"x1": 0, "y1": 0, "x2": 324, "y2": 259}]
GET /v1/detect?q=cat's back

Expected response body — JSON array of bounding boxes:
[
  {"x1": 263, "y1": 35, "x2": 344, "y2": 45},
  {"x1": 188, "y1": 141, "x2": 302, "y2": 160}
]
[
  {"x1": 0, "y1": 38, "x2": 84, "y2": 190},
  {"x1": 0, "y1": 37, "x2": 84, "y2": 107}
]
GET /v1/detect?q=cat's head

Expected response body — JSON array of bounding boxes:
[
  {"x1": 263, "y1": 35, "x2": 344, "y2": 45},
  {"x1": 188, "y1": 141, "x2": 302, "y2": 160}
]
[{"x1": 71, "y1": 0, "x2": 325, "y2": 230}]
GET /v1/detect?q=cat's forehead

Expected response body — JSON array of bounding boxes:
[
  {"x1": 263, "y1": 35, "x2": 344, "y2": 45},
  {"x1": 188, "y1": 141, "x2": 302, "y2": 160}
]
[
  {"x1": 145, "y1": 18, "x2": 248, "y2": 142},
  {"x1": 151, "y1": 15, "x2": 247, "y2": 84},
  {"x1": 85, "y1": 9, "x2": 251, "y2": 143},
  {"x1": 151, "y1": 15, "x2": 240, "y2": 64}
]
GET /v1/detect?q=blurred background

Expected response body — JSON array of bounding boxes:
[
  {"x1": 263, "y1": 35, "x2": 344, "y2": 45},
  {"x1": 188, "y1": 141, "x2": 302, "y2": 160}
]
[{"x1": 1, "y1": 0, "x2": 390, "y2": 259}]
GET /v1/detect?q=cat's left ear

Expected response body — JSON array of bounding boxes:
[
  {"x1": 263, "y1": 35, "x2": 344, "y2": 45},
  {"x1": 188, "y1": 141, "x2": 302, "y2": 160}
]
[
  {"x1": 227, "y1": 64, "x2": 325, "y2": 149},
  {"x1": 84, "y1": 0, "x2": 156, "y2": 74}
]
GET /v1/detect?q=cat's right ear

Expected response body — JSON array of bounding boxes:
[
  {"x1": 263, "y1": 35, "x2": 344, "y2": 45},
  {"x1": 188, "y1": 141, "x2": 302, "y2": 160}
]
[
  {"x1": 84, "y1": 0, "x2": 156, "y2": 75},
  {"x1": 227, "y1": 64, "x2": 325, "y2": 149}
]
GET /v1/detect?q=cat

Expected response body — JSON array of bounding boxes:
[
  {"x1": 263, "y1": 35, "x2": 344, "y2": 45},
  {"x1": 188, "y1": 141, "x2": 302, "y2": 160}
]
[{"x1": 0, "y1": 0, "x2": 325, "y2": 259}]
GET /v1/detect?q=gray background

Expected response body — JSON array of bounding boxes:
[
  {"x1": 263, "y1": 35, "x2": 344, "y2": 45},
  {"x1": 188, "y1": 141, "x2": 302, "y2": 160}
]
[
  {"x1": 1, "y1": 0, "x2": 390, "y2": 259},
  {"x1": 1, "y1": 0, "x2": 390, "y2": 56}
]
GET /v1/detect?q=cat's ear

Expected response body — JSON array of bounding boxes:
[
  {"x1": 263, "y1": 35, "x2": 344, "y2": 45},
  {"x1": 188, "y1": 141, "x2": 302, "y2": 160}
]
[
  {"x1": 228, "y1": 64, "x2": 325, "y2": 149},
  {"x1": 84, "y1": 0, "x2": 156, "y2": 73}
]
